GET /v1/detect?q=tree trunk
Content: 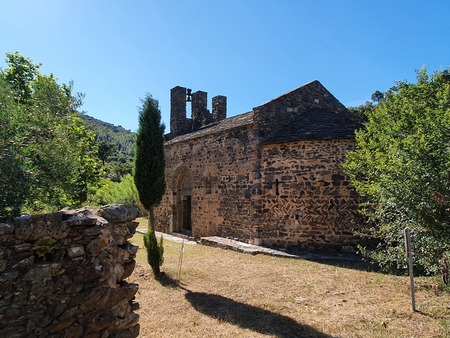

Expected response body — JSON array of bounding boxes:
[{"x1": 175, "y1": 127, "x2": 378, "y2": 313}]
[{"x1": 148, "y1": 205, "x2": 156, "y2": 232}]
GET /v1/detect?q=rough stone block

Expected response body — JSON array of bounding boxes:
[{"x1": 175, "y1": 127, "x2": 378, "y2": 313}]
[
  {"x1": 23, "y1": 266, "x2": 52, "y2": 282},
  {"x1": 67, "y1": 246, "x2": 85, "y2": 259},
  {"x1": 13, "y1": 255, "x2": 35, "y2": 268},
  {"x1": 14, "y1": 243, "x2": 32, "y2": 253},
  {"x1": 14, "y1": 213, "x2": 69, "y2": 241},
  {"x1": 0, "y1": 259, "x2": 7, "y2": 272},
  {"x1": 0, "y1": 223, "x2": 14, "y2": 235},
  {"x1": 97, "y1": 204, "x2": 139, "y2": 224}
]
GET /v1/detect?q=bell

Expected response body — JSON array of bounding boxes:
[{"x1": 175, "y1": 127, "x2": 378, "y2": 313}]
[{"x1": 186, "y1": 88, "x2": 192, "y2": 102}]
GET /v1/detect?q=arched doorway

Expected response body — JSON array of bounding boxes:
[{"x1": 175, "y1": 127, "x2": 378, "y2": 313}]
[{"x1": 172, "y1": 166, "x2": 193, "y2": 235}]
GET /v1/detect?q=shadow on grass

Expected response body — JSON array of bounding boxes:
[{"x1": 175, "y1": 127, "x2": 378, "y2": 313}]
[
  {"x1": 155, "y1": 272, "x2": 183, "y2": 289},
  {"x1": 302, "y1": 255, "x2": 381, "y2": 273},
  {"x1": 155, "y1": 274, "x2": 332, "y2": 337},
  {"x1": 185, "y1": 291, "x2": 332, "y2": 338},
  {"x1": 281, "y1": 249, "x2": 381, "y2": 273}
]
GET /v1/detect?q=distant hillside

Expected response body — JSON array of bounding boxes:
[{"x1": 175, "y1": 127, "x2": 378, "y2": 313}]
[
  {"x1": 80, "y1": 113, "x2": 134, "y2": 134},
  {"x1": 79, "y1": 113, "x2": 135, "y2": 160},
  {"x1": 79, "y1": 114, "x2": 135, "y2": 180}
]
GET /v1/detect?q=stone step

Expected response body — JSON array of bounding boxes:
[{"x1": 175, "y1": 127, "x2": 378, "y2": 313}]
[
  {"x1": 136, "y1": 228, "x2": 197, "y2": 245},
  {"x1": 199, "y1": 236, "x2": 298, "y2": 258}
]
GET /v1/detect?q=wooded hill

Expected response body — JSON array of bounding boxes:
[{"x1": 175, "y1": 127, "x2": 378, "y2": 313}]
[{"x1": 79, "y1": 113, "x2": 135, "y2": 180}]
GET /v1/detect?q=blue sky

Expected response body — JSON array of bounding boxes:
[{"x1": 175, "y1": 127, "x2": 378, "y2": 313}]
[{"x1": 1, "y1": 0, "x2": 449, "y2": 132}]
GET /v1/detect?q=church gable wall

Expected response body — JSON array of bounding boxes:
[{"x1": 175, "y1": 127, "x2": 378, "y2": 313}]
[
  {"x1": 254, "y1": 80, "x2": 351, "y2": 143},
  {"x1": 259, "y1": 139, "x2": 359, "y2": 250}
]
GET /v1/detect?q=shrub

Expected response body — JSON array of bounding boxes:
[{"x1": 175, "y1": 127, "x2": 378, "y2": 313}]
[{"x1": 143, "y1": 228, "x2": 164, "y2": 276}]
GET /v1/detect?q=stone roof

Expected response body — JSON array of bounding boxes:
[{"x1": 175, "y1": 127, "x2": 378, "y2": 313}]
[
  {"x1": 165, "y1": 81, "x2": 361, "y2": 145},
  {"x1": 262, "y1": 108, "x2": 360, "y2": 144},
  {"x1": 165, "y1": 111, "x2": 255, "y2": 145}
]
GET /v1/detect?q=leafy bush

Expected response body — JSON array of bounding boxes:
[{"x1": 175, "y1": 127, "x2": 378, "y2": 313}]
[
  {"x1": 89, "y1": 174, "x2": 144, "y2": 211},
  {"x1": 345, "y1": 68, "x2": 450, "y2": 277},
  {"x1": 143, "y1": 228, "x2": 164, "y2": 276}
]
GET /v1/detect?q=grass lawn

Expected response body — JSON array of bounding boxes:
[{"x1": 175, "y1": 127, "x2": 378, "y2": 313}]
[{"x1": 128, "y1": 219, "x2": 450, "y2": 337}]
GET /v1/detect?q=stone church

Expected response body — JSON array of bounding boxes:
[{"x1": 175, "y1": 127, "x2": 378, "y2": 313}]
[{"x1": 155, "y1": 80, "x2": 361, "y2": 251}]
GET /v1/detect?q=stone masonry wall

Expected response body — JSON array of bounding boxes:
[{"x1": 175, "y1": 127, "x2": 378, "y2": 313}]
[
  {"x1": 161, "y1": 81, "x2": 360, "y2": 251},
  {"x1": 0, "y1": 204, "x2": 140, "y2": 338},
  {"x1": 168, "y1": 86, "x2": 227, "y2": 139},
  {"x1": 260, "y1": 139, "x2": 359, "y2": 250},
  {"x1": 157, "y1": 132, "x2": 359, "y2": 250},
  {"x1": 156, "y1": 121, "x2": 262, "y2": 239}
]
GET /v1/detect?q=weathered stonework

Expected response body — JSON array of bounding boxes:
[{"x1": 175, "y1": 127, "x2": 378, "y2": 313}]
[
  {"x1": 168, "y1": 86, "x2": 228, "y2": 139},
  {"x1": 156, "y1": 81, "x2": 361, "y2": 251},
  {"x1": 0, "y1": 204, "x2": 140, "y2": 338},
  {"x1": 259, "y1": 139, "x2": 358, "y2": 250},
  {"x1": 158, "y1": 114, "x2": 259, "y2": 239}
]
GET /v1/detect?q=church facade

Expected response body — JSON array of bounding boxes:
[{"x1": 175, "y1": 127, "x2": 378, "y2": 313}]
[{"x1": 155, "y1": 81, "x2": 361, "y2": 251}]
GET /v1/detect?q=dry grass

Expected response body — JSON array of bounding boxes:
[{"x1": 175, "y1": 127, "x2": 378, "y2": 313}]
[{"x1": 128, "y1": 219, "x2": 450, "y2": 337}]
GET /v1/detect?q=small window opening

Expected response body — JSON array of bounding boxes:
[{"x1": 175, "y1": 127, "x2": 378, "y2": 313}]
[
  {"x1": 205, "y1": 174, "x2": 212, "y2": 194},
  {"x1": 275, "y1": 179, "x2": 280, "y2": 196}
]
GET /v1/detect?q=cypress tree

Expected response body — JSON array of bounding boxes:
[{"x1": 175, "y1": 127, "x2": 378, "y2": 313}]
[{"x1": 134, "y1": 94, "x2": 166, "y2": 276}]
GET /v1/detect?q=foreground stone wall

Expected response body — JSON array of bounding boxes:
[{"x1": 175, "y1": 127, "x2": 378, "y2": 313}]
[{"x1": 0, "y1": 204, "x2": 140, "y2": 338}]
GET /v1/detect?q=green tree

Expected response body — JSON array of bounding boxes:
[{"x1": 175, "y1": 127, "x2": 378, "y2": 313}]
[
  {"x1": 348, "y1": 102, "x2": 373, "y2": 125},
  {"x1": 345, "y1": 67, "x2": 450, "y2": 279},
  {"x1": 65, "y1": 115, "x2": 100, "y2": 205},
  {"x1": 79, "y1": 113, "x2": 135, "y2": 182},
  {"x1": 370, "y1": 90, "x2": 384, "y2": 103},
  {"x1": 97, "y1": 140, "x2": 117, "y2": 165},
  {"x1": 134, "y1": 94, "x2": 166, "y2": 275},
  {"x1": 4, "y1": 52, "x2": 41, "y2": 103},
  {"x1": 0, "y1": 75, "x2": 30, "y2": 218},
  {"x1": 0, "y1": 52, "x2": 99, "y2": 218}
]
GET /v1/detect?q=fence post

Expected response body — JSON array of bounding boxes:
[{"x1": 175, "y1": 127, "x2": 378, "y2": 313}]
[
  {"x1": 404, "y1": 228, "x2": 416, "y2": 312},
  {"x1": 178, "y1": 239, "x2": 185, "y2": 281}
]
